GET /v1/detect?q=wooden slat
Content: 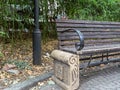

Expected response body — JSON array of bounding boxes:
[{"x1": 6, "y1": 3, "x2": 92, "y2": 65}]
[
  {"x1": 58, "y1": 32, "x2": 120, "y2": 37},
  {"x1": 79, "y1": 44, "x2": 120, "y2": 54},
  {"x1": 57, "y1": 28, "x2": 120, "y2": 32},
  {"x1": 85, "y1": 42, "x2": 120, "y2": 47},
  {"x1": 59, "y1": 42, "x2": 120, "y2": 49},
  {"x1": 56, "y1": 23, "x2": 120, "y2": 29},
  {"x1": 56, "y1": 19, "x2": 120, "y2": 25},
  {"x1": 58, "y1": 35, "x2": 120, "y2": 40},
  {"x1": 85, "y1": 39, "x2": 120, "y2": 45},
  {"x1": 60, "y1": 44, "x2": 120, "y2": 54},
  {"x1": 83, "y1": 44, "x2": 120, "y2": 50},
  {"x1": 59, "y1": 39, "x2": 120, "y2": 46}
]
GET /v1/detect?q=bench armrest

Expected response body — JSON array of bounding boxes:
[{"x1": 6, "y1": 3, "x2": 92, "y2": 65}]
[{"x1": 61, "y1": 29, "x2": 84, "y2": 50}]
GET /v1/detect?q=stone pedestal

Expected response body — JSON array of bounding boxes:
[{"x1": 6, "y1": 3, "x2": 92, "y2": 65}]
[{"x1": 51, "y1": 50, "x2": 79, "y2": 90}]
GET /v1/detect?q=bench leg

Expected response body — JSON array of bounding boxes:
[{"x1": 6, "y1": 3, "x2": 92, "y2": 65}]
[{"x1": 51, "y1": 50, "x2": 79, "y2": 90}]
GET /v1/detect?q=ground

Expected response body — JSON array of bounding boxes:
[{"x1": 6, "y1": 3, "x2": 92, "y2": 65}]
[
  {"x1": 0, "y1": 39, "x2": 120, "y2": 90},
  {"x1": 0, "y1": 38, "x2": 58, "y2": 89}
]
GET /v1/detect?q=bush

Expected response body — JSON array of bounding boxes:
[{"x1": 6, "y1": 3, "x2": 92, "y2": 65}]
[
  {"x1": 0, "y1": 0, "x2": 120, "y2": 41},
  {"x1": 63, "y1": 0, "x2": 120, "y2": 21}
]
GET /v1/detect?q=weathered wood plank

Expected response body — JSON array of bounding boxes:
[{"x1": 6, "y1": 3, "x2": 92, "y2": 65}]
[
  {"x1": 60, "y1": 42, "x2": 120, "y2": 49},
  {"x1": 59, "y1": 39, "x2": 120, "y2": 46},
  {"x1": 58, "y1": 32, "x2": 120, "y2": 37},
  {"x1": 58, "y1": 35, "x2": 120, "y2": 40},
  {"x1": 57, "y1": 28, "x2": 120, "y2": 32},
  {"x1": 56, "y1": 19, "x2": 120, "y2": 25},
  {"x1": 79, "y1": 44, "x2": 120, "y2": 54},
  {"x1": 56, "y1": 23, "x2": 120, "y2": 28},
  {"x1": 60, "y1": 44, "x2": 120, "y2": 54}
]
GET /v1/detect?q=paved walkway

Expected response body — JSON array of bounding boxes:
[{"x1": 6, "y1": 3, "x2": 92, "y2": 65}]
[
  {"x1": 79, "y1": 66, "x2": 120, "y2": 90},
  {"x1": 40, "y1": 66, "x2": 120, "y2": 90}
]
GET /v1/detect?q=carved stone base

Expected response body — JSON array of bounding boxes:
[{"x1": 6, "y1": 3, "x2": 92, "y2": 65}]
[{"x1": 51, "y1": 50, "x2": 79, "y2": 90}]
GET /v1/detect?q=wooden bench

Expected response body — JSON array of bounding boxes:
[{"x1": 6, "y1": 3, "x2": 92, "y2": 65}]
[{"x1": 51, "y1": 19, "x2": 120, "y2": 90}]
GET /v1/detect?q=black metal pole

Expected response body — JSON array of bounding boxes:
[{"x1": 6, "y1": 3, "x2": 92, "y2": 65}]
[{"x1": 33, "y1": 0, "x2": 41, "y2": 65}]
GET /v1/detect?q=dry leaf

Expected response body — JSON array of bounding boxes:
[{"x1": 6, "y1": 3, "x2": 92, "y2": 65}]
[
  {"x1": 27, "y1": 70, "x2": 33, "y2": 75},
  {"x1": 2, "y1": 64, "x2": 16, "y2": 71},
  {"x1": 100, "y1": 64, "x2": 105, "y2": 67}
]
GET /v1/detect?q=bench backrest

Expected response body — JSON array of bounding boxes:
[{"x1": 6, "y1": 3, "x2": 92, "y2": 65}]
[{"x1": 56, "y1": 19, "x2": 120, "y2": 50}]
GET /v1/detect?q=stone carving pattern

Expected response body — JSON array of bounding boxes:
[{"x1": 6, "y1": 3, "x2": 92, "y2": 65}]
[
  {"x1": 69, "y1": 56, "x2": 79, "y2": 86},
  {"x1": 55, "y1": 62, "x2": 64, "y2": 81}
]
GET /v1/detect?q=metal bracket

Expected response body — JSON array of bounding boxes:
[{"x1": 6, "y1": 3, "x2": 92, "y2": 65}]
[{"x1": 61, "y1": 28, "x2": 84, "y2": 50}]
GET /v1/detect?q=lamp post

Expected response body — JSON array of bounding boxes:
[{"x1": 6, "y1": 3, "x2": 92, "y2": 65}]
[{"x1": 33, "y1": 0, "x2": 41, "y2": 65}]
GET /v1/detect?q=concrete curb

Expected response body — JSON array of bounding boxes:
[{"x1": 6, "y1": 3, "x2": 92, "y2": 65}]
[{"x1": 4, "y1": 71, "x2": 53, "y2": 90}]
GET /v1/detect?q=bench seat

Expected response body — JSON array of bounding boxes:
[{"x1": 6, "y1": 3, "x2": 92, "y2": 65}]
[{"x1": 61, "y1": 44, "x2": 120, "y2": 55}]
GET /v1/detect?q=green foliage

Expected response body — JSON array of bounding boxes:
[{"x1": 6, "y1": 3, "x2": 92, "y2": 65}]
[
  {"x1": 14, "y1": 60, "x2": 31, "y2": 70},
  {"x1": 0, "y1": 31, "x2": 6, "y2": 38},
  {"x1": 0, "y1": 51, "x2": 3, "y2": 58},
  {"x1": 0, "y1": 44, "x2": 4, "y2": 58},
  {"x1": 0, "y1": 0, "x2": 57, "y2": 41},
  {"x1": 0, "y1": 0, "x2": 33, "y2": 29},
  {"x1": 0, "y1": 0, "x2": 120, "y2": 41},
  {"x1": 62, "y1": 0, "x2": 120, "y2": 21},
  {"x1": 39, "y1": 0, "x2": 58, "y2": 40},
  {"x1": 0, "y1": 0, "x2": 32, "y2": 43},
  {"x1": 0, "y1": 31, "x2": 9, "y2": 38},
  {"x1": 2, "y1": 60, "x2": 31, "y2": 70}
]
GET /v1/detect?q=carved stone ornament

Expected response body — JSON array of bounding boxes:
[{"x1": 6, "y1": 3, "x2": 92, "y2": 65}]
[{"x1": 51, "y1": 50, "x2": 79, "y2": 90}]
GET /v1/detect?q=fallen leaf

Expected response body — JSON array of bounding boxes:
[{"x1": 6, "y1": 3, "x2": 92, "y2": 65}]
[
  {"x1": 7, "y1": 69, "x2": 20, "y2": 75},
  {"x1": 100, "y1": 64, "x2": 105, "y2": 67},
  {"x1": 2, "y1": 64, "x2": 16, "y2": 71},
  {"x1": 27, "y1": 70, "x2": 33, "y2": 75},
  {"x1": 47, "y1": 80, "x2": 55, "y2": 85}
]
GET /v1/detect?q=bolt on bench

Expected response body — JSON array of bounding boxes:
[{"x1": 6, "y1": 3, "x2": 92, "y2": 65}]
[{"x1": 51, "y1": 19, "x2": 120, "y2": 90}]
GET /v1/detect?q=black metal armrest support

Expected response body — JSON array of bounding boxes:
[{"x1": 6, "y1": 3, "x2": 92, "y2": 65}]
[{"x1": 61, "y1": 29, "x2": 84, "y2": 50}]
